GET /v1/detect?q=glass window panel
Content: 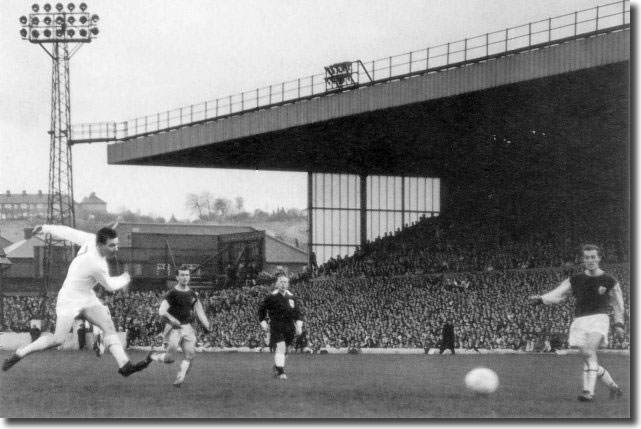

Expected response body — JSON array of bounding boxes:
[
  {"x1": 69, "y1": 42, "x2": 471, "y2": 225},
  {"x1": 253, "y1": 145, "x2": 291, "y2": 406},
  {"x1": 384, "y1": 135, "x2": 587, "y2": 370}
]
[
  {"x1": 434, "y1": 178, "x2": 441, "y2": 212},
  {"x1": 395, "y1": 176, "x2": 402, "y2": 210},
  {"x1": 417, "y1": 178, "x2": 426, "y2": 211},
  {"x1": 425, "y1": 178, "x2": 433, "y2": 212}
]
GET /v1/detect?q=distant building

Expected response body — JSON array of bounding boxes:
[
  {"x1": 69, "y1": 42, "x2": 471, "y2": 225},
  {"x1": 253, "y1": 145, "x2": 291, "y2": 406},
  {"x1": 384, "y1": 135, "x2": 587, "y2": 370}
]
[
  {"x1": 0, "y1": 190, "x2": 48, "y2": 220},
  {"x1": 2, "y1": 227, "x2": 70, "y2": 294},
  {"x1": 78, "y1": 192, "x2": 107, "y2": 214},
  {"x1": 0, "y1": 233, "x2": 12, "y2": 250},
  {"x1": 0, "y1": 190, "x2": 107, "y2": 220},
  {"x1": 1, "y1": 222, "x2": 308, "y2": 293},
  {"x1": 115, "y1": 222, "x2": 308, "y2": 288}
]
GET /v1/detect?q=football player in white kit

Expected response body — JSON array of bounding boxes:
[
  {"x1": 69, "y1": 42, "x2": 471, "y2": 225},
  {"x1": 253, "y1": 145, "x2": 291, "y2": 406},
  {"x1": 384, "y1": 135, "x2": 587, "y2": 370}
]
[{"x1": 2, "y1": 224, "x2": 152, "y2": 377}]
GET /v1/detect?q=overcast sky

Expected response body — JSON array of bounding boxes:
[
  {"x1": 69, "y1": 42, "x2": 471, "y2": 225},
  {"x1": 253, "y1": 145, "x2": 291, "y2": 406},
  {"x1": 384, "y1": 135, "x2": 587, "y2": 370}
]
[{"x1": 0, "y1": 0, "x2": 618, "y2": 220}]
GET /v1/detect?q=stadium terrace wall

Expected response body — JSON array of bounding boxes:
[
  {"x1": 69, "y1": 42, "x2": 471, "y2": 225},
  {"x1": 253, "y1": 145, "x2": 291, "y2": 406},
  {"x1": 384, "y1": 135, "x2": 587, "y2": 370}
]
[{"x1": 0, "y1": 333, "x2": 628, "y2": 355}]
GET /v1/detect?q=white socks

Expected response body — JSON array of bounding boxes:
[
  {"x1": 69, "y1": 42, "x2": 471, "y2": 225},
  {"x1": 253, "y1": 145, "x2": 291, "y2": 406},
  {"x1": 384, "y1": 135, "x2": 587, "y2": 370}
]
[
  {"x1": 178, "y1": 360, "x2": 191, "y2": 378},
  {"x1": 275, "y1": 342, "x2": 286, "y2": 367},
  {"x1": 104, "y1": 334, "x2": 129, "y2": 367},
  {"x1": 17, "y1": 335, "x2": 56, "y2": 358},
  {"x1": 597, "y1": 366, "x2": 618, "y2": 390}
]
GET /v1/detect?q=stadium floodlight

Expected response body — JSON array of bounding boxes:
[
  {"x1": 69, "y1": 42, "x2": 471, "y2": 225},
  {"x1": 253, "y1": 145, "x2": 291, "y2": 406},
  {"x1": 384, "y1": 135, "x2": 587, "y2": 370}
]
[
  {"x1": 32, "y1": 3, "x2": 39, "y2": 12},
  {"x1": 324, "y1": 61, "x2": 357, "y2": 90},
  {"x1": 17, "y1": 2, "x2": 100, "y2": 312},
  {"x1": 20, "y1": 1, "x2": 100, "y2": 43}
]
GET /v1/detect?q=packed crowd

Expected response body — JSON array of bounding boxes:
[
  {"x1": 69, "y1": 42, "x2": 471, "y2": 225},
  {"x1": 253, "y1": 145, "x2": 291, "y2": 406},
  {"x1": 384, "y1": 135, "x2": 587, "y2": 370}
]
[
  {"x1": 315, "y1": 214, "x2": 629, "y2": 278},
  {"x1": 1, "y1": 265, "x2": 630, "y2": 351}
]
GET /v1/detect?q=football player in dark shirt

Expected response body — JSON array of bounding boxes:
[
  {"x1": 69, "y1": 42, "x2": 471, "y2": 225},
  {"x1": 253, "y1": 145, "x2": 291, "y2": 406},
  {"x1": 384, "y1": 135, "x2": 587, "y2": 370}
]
[
  {"x1": 258, "y1": 274, "x2": 304, "y2": 379},
  {"x1": 149, "y1": 265, "x2": 210, "y2": 387},
  {"x1": 529, "y1": 244, "x2": 625, "y2": 401}
]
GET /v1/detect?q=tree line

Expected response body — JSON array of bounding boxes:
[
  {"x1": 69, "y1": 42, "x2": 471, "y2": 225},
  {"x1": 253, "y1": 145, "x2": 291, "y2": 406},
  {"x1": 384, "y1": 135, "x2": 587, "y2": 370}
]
[{"x1": 185, "y1": 192, "x2": 305, "y2": 222}]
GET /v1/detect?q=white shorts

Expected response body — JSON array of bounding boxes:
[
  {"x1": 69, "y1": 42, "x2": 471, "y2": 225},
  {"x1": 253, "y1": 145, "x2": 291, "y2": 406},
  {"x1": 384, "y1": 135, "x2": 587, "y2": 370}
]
[
  {"x1": 167, "y1": 324, "x2": 197, "y2": 349},
  {"x1": 568, "y1": 314, "x2": 610, "y2": 348},
  {"x1": 56, "y1": 288, "x2": 103, "y2": 318}
]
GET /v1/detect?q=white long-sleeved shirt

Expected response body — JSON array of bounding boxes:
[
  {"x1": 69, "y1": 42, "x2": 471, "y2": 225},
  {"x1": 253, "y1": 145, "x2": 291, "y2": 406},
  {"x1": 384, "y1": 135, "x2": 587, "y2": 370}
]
[
  {"x1": 540, "y1": 279, "x2": 573, "y2": 305},
  {"x1": 42, "y1": 225, "x2": 129, "y2": 293}
]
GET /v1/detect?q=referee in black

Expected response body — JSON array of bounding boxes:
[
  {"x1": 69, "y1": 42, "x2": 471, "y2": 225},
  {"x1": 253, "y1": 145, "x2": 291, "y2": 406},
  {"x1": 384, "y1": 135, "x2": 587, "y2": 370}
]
[{"x1": 258, "y1": 273, "x2": 304, "y2": 379}]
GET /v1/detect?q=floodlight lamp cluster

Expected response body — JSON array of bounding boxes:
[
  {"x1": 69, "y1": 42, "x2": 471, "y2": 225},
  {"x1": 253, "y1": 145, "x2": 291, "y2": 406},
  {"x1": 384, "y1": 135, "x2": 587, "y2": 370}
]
[{"x1": 19, "y1": 3, "x2": 99, "y2": 43}]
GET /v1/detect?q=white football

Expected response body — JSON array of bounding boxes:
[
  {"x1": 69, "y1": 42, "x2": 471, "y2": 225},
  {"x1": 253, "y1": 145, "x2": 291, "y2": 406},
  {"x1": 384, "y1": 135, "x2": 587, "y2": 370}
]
[{"x1": 465, "y1": 367, "x2": 499, "y2": 394}]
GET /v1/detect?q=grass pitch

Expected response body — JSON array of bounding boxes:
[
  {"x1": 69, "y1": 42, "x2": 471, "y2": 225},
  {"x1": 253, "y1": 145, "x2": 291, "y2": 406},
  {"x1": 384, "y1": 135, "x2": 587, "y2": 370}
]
[{"x1": 0, "y1": 350, "x2": 630, "y2": 418}]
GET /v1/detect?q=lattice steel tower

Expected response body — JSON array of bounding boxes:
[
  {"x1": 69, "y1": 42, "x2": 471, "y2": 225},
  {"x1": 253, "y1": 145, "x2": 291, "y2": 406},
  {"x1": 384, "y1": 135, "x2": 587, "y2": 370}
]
[{"x1": 19, "y1": 2, "x2": 100, "y2": 306}]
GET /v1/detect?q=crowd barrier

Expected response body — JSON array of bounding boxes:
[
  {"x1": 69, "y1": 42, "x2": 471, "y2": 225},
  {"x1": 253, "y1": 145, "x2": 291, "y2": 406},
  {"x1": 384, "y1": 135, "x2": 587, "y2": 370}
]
[
  {"x1": 129, "y1": 345, "x2": 629, "y2": 356},
  {"x1": 0, "y1": 332, "x2": 629, "y2": 356}
]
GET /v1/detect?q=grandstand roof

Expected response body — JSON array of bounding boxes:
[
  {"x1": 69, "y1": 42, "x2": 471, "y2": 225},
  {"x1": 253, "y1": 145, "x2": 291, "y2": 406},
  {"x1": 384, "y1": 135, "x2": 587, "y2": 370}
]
[{"x1": 107, "y1": 31, "x2": 628, "y2": 177}]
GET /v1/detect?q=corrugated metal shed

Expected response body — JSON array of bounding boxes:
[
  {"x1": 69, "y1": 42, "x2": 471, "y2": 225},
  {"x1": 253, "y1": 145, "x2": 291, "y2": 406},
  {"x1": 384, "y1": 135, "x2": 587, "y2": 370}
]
[
  {"x1": 265, "y1": 235, "x2": 307, "y2": 264},
  {"x1": 116, "y1": 222, "x2": 255, "y2": 247}
]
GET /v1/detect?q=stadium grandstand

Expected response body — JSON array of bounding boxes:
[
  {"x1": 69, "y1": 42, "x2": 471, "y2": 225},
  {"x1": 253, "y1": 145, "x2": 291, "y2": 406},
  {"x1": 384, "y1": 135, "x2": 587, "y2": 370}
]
[{"x1": 0, "y1": 0, "x2": 629, "y2": 356}]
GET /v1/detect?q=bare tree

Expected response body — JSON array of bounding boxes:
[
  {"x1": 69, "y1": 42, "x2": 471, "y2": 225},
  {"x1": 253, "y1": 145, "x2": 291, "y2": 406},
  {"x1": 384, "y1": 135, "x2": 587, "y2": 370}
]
[
  {"x1": 186, "y1": 193, "x2": 202, "y2": 218},
  {"x1": 214, "y1": 197, "x2": 232, "y2": 217},
  {"x1": 235, "y1": 196, "x2": 245, "y2": 214},
  {"x1": 200, "y1": 191, "x2": 215, "y2": 218}
]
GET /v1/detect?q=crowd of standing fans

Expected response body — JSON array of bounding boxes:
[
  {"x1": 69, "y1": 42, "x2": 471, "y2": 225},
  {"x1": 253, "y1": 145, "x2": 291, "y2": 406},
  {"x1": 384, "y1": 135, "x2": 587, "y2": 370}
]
[
  {"x1": 314, "y1": 215, "x2": 628, "y2": 278},
  {"x1": 1, "y1": 264, "x2": 629, "y2": 351}
]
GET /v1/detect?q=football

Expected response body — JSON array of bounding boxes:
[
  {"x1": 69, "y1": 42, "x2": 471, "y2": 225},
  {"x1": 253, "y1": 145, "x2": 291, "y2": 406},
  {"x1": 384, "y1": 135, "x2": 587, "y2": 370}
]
[{"x1": 465, "y1": 367, "x2": 500, "y2": 394}]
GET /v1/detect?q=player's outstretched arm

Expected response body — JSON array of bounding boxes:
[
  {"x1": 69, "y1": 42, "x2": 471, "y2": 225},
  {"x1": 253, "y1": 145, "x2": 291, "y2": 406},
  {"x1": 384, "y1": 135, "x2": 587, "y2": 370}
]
[
  {"x1": 36, "y1": 224, "x2": 95, "y2": 246},
  {"x1": 529, "y1": 278, "x2": 572, "y2": 305}
]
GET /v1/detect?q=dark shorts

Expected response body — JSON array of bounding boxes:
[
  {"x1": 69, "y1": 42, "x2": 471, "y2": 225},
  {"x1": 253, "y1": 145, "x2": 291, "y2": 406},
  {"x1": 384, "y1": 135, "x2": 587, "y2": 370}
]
[{"x1": 270, "y1": 324, "x2": 295, "y2": 347}]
